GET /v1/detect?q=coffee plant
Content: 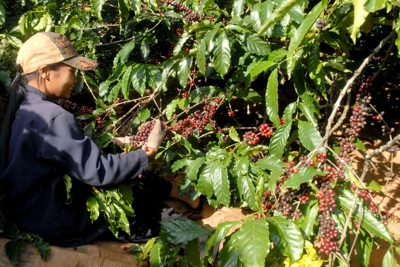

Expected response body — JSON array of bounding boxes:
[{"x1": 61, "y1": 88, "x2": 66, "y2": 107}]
[{"x1": 1, "y1": 0, "x2": 400, "y2": 266}]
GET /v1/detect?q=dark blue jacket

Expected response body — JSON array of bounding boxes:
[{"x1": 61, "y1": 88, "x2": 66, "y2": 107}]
[{"x1": 0, "y1": 85, "x2": 148, "y2": 246}]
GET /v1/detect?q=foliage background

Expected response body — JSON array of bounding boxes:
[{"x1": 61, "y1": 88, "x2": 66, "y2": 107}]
[{"x1": 1, "y1": 0, "x2": 400, "y2": 266}]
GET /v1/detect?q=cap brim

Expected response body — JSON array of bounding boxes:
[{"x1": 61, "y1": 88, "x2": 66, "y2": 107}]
[{"x1": 63, "y1": 56, "x2": 98, "y2": 71}]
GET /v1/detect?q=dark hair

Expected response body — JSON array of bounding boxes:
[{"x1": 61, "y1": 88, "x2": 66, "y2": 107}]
[
  {"x1": 0, "y1": 62, "x2": 65, "y2": 171},
  {"x1": 0, "y1": 66, "x2": 31, "y2": 171}
]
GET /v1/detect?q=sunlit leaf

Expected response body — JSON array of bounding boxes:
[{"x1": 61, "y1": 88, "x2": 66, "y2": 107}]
[
  {"x1": 351, "y1": 0, "x2": 369, "y2": 43},
  {"x1": 229, "y1": 126, "x2": 240, "y2": 142},
  {"x1": 298, "y1": 120, "x2": 322, "y2": 151},
  {"x1": 245, "y1": 34, "x2": 270, "y2": 55},
  {"x1": 282, "y1": 167, "x2": 325, "y2": 191},
  {"x1": 214, "y1": 31, "x2": 230, "y2": 77},
  {"x1": 177, "y1": 56, "x2": 192, "y2": 87},
  {"x1": 338, "y1": 189, "x2": 393, "y2": 243},
  {"x1": 90, "y1": 0, "x2": 105, "y2": 20},
  {"x1": 269, "y1": 121, "x2": 292, "y2": 158},
  {"x1": 246, "y1": 60, "x2": 276, "y2": 86},
  {"x1": 257, "y1": 0, "x2": 300, "y2": 36},
  {"x1": 299, "y1": 102, "x2": 318, "y2": 127},
  {"x1": 288, "y1": 1, "x2": 323, "y2": 55},
  {"x1": 255, "y1": 155, "x2": 285, "y2": 171},
  {"x1": 266, "y1": 68, "x2": 280, "y2": 127},
  {"x1": 232, "y1": 0, "x2": 244, "y2": 19},
  {"x1": 0, "y1": 2, "x2": 5, "y2": 26},
  {"x1": 186, "y1": 157, "x2": 205, "y2": 181}
]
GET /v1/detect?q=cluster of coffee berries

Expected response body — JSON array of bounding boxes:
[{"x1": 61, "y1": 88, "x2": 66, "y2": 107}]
[
  {"x1": 317, "y1": 214, "x2": 339, "y2": 254},
  {"x1": 351, "y1": 187, "x2": 379, "y2": 214},
  {"x1": 261, "y1": 180, "x2": 311, "y2": 220},
  {"x1": 381, "y1": 208, "x2": 400, "y2": 226},
  {"x1": 129, "y1": 120, "x2": 156, "y2": 147},
  {"x1": 181, "y1": 91, "x2": 189, "y2": 98},
  {"x1": 346, "y1": 77, "x2": 372, "y2": 138},
  {"x1": 243, "y1": 131, "x2": 260, "y2": 146},
  {"x1": 316, "y1": 188, "x2": 336, "y2": 212},
  {"x1": 169, "y1": 99, "x2": 219, "y2": 139},
  {"x1": 96, "y1": 116, "x2": 105, "y2": 128},
  {"x1": 259, "y1": 123, "x2": 273, "y2": 138},
  {"x1": 167, "y1": 1, "x2": 201, "y2": 23}
]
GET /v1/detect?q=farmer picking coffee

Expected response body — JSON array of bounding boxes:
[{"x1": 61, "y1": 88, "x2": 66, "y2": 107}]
[{"x1": 0, "y1": 32, "x2": 200, "y2": 247}]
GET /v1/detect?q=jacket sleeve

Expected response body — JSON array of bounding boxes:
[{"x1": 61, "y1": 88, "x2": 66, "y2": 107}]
[{"x1": 41, "y1": 111, "x2": 148, "y2": 186}]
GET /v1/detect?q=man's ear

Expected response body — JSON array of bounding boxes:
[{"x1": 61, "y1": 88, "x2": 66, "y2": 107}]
[{"x1": 38, "y1": 65, "x2": 50, "y2": 79}]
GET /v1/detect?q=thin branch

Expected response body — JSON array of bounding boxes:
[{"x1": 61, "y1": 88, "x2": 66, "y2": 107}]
[{"x1": 322, "y1": 31, "x2": 395, "y2": 147}]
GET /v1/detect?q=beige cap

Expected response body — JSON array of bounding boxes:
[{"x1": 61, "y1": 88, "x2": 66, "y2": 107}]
[{"x1": 17, "y1": 32, "x2": 97, "y2": 74}]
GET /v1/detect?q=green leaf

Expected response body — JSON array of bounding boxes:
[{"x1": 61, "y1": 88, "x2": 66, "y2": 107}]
[
  {"x1": 205, "y1": 221, "x2": 241, "y2": 260},
  {"x1": 382, "y1": 248, "x2": 397, "y2": 267},
  {"x1": 267, "y1": 216, "x2": 304, "y2": 263},
  {"x1": 131, "y1": 0, "x2": 141, "y2": 13},
  {"x1": 365, "y1": 0, "x2": 385, "y2": 12},
  {"x1": 174, "y1": 32, "x2": 191, "y2": 56},
  {"x1": 351, "y1": 0, "x2": 369, "y2": 43},
  {"x1": 268, "y1": 169, "x2": 284, "y2": 195},
  {"x1": 232, "y1": 0, "x2": 244, "y2": 19},
  {"x1": 140, "y1": 37, "x2": 151, "y2": 61},
  {"x1": 90, "y1": 0, "x2": 105, "y2": 20},
  {"x1": 149, "y1": 242, "x2": 165, "y2": 266},
  {"x1": 269, "y1": 120, "x2": 292, "y2": 158},
  {"x1": 283, "y1": 102, "x2": 297, "y2": 122},
  {"x1": 165, "y1": 99, "x2": 180, "y2": 120},
  {"x1": 121, "y1": 65, "x2": 133, "y2": 99},
  {"x1": 113, "y1": 39, "x2": 135, "y2": 66},
  {"x1": 255, "y1": 155, "x2": 285, "y2": 171},
  {"x1": 178, "y1": 56, "x2": 192, "y2": 87},
  {"x1": 186, "y1": 238, "x2": 201, "y2": 266},
  {"x1": 171, "y1": 158, "x2": 191, "y2": 172},
  {"x1": 368, "y1": 180, "x2": 383, "y2": 193},
  {"x1": 136, "y1": 238, "x2": 156, "y2": 265},
  {"x1": 257, "y1": 0, "x2": 299, "y2": 36},
  {"x1": 0, "y1": 2, "x2": 5, "y2": 26},
  {"x1": 288, "y1": 2, "x2": 323, "y2": 55},
  {"x1": 5, "y1": 240, "x2": 22, "y2": 265},
  {"x1": 282, "y1": 167, "x2": 325, "y2": 191},
  {"x1": 266, "y1": 68, "x2": 280, "y2": 127},
  {"x1": 86, "y1": 196, "x2": 100, "y2": 221},
  {"x1": 355, "y1": 231, "x2": 373, "y2": 267},
  {"x1": 245, "y1": 34, "x2": 270, "y2": 56},
  {"x1": 214, "y1": 32, "x2": 231, "y2": 78},
  {"x1": 159, "y1": 219, "x2": 211, "y2": 245},
  {"x1": 246, "y1": 60, "x2": 276, "y2": 86},
  {"x1": 198, "y1": 165, "x2": 216, "y2": 199},
  {"x1": 338, "y1": 189, "x2": 393, "y2": 243},
  {"x1": 298, "y1": 120, "x2": 322, "y2": 151},
  {"x1": 208, "y1": 160, "x2": 231, "y2": 206},
  {"x1": 238, "y1": 173, "x2": 257, "y2": 211},
  {"x1": 196, "y1": 39, "x2": 207, "y2": 75},
  {"x1": 218, "y1": 235, "x2": 239, "y2": 267},
  {"x1": 229, "y1": 126, "x2": 240, "y2": 142},
  {"x1": 117, "y1": 0, "x2": 129, "y2": 24},
  {"x1": 131, "y1": 64, "x2": 147, "y2": 96},
  {"x1": 186, "y1": 157, "x2": 205, "y2": 181},
  {"x1": 299, "y1": 102, "x2": 318, "y2": 127},
  {"x1": 235, "y1": 219, "x2": 270, "y2": 267},
  {"x1": 301, "y1": 201, "x2": 319, "y2": 239}
]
